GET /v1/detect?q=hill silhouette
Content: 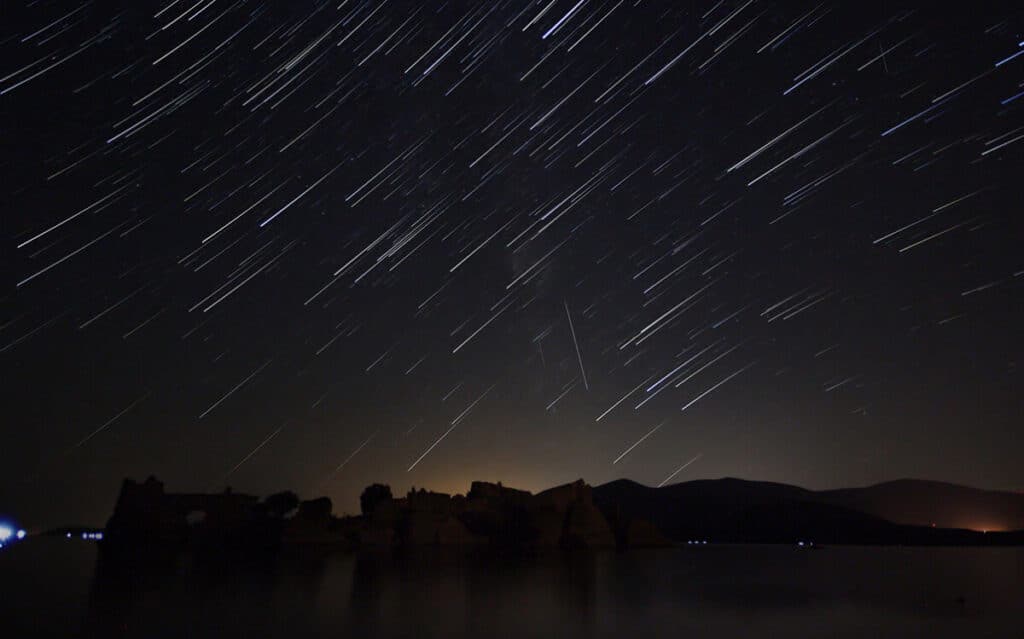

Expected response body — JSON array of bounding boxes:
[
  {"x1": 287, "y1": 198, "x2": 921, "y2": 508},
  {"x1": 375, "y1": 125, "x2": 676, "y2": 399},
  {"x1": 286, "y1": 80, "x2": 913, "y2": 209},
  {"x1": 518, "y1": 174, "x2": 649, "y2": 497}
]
[
  {"x1": 819, "y1": 479, "x2": 1024, "y2": 531},
  {"x1": 592, "y1": 477, "x2": 1024, "y2": 545}
]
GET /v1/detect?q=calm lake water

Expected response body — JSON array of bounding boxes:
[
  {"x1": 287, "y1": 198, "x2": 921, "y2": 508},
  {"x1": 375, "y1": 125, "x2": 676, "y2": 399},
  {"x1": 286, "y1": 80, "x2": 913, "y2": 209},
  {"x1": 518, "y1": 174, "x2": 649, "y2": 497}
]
[{"x1": 1, "y1": 538, "x2": 1022, "y2": 638}]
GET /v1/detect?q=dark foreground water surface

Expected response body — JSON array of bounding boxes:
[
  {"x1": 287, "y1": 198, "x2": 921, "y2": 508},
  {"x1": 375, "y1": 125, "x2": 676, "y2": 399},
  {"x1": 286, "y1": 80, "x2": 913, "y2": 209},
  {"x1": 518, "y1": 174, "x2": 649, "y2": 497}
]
[{"x1": 1, "y1": 539, "x2": 1022, "y2": 638}]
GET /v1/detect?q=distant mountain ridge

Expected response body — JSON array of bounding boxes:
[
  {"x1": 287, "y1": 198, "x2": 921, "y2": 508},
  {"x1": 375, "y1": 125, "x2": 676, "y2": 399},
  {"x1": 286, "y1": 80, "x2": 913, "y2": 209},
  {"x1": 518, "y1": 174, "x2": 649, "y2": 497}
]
[
  {"x1": 592, "y1": 477, "x2": 1024, "y2": 543},
  {"x1": 819, "y1": 478, "x2": 1024, "y2": 531}
]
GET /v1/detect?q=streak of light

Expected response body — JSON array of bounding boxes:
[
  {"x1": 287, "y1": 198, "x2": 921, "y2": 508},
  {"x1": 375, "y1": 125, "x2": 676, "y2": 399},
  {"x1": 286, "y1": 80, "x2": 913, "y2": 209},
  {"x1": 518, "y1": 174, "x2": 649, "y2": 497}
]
[
  {"x1": 613, "y1": 420, "x2": 666, "y2": 464},
  {"x1": 564, "y1": 300, "x2": 589, "y2": 390},
  {"x1": 658, "y1": 453, "x2": 703, "y2": 487}
]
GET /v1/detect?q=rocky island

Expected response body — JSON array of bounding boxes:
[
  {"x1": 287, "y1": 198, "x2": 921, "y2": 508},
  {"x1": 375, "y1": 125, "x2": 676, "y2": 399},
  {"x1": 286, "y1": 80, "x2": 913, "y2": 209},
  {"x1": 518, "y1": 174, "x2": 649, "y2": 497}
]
[{"x1": 101, "y1": 476, "x2": 670, "y2": 555}]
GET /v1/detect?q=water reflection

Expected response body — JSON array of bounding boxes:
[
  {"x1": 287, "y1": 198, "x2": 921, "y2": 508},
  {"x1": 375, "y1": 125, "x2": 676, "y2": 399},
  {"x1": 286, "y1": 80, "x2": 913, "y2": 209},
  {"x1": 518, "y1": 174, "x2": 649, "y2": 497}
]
[
  {"x1": 1, "y1": 539, "x2": 1021, "y2": 638},
  {"x1": 348, "y1": 550, "x2": 600, "y2": 636}
]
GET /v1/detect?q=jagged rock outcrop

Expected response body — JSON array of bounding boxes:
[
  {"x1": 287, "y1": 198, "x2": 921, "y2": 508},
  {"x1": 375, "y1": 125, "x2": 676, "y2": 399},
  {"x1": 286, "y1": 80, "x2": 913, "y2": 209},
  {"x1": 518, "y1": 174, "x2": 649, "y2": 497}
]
[
  {"x1": 459, "y1": 481, "x2": 536, "y2": 544},
  {"x1": 341, "y1": 478, "x2": 623, "y2": 548},
  {"x1": 563, "y1": 501, "x2": 616, "y2": 548},
  {"x1": 401, "y1": 510, "x2": 485, "y2": 545},
  {"x1": 103, "y1": 476, "x2": 667, "y2": 552},
  {"x1": 360, "y1": 484, "x2": 393, "y2": 517},
  {"x1": 283, "y1": 497, "x2": 346, "y2": 545},
  {"x1": 533, "y1": 480, "x2": 615, "y2": 548},
  {"x1": 104, "y1": 476, "x2": 261, "y2": 547}
]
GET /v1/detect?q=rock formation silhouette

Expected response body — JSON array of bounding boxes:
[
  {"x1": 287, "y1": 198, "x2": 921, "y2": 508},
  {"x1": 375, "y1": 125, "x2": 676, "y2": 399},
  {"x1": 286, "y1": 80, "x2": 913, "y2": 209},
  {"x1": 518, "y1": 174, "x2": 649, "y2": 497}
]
[{"x1": 103, "y1": 476, "x2": 668, "y2": 552}]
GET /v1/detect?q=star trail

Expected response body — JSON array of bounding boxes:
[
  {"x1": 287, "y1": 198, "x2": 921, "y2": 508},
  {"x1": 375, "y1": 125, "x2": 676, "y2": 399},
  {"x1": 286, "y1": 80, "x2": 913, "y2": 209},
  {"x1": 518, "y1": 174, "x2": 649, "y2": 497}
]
[{"x1": 1, "y1": 0, "x2": 1021, "y2": 527}]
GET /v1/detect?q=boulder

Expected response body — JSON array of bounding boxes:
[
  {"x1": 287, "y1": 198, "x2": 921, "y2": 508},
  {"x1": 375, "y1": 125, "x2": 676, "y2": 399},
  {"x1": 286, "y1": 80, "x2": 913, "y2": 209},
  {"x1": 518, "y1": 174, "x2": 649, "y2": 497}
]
[
  {"x1": 402, "y1": 511, "x2": 485, "y2": 545},
  {"x1": 562, "y1": 501, "x2": 616, "y2": 549},
  {"x1": 527, "y1": 506, "x2": 567, "y2": 546}
]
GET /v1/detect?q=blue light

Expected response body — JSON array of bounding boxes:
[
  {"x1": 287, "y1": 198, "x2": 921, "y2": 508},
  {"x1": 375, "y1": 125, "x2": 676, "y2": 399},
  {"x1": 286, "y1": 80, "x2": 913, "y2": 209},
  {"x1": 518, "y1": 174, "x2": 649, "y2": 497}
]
[
  {"x1": 0, "y1": 526, "x2": 13, "y2": 542},
  {"x1": 16, "y1": 530, "x2": 26, "y2": 540}
]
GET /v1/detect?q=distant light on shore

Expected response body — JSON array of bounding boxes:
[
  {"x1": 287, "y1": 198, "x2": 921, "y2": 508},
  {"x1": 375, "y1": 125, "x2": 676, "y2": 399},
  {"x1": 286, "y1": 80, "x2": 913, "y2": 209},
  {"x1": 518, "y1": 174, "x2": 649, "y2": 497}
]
[
  {"x1": 0, "y1": 525, "x2": 27, "y2": 548},
  {"x1": 968, "y1": 523, "x2": 1008, "y2": 533}
]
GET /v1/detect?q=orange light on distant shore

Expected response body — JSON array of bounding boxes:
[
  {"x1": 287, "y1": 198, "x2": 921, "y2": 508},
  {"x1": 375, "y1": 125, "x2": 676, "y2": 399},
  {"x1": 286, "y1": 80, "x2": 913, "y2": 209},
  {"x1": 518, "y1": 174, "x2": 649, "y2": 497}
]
[{"x1": 966, "y1": 522, "x2": 1008, "y2": 533}]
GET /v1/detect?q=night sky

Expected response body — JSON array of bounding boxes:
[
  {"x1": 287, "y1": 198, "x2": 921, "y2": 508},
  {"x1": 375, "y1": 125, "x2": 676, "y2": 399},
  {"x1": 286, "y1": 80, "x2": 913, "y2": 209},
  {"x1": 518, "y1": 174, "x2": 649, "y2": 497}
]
[{"x1": 2, "y1": 1, "x2": 1022, "y2": 528}]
